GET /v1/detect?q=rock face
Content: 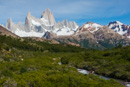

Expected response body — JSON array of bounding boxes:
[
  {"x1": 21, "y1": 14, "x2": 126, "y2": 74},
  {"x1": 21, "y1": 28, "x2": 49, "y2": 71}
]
[
  {"x1": 54, "y1": 20, "x2": 78, "y2": 29},
  {"x1": 53, "y1": 20, "x2": 78, "y2": 36},
  {"x1": 108, "y1": 21, "x2": 130, "y2": 38},
  {"x1": 41, "y1": 8, "x2": 56, "y2": 26},
  {"x1": 6, "y1": 9, "x2": 79, "y2": 37},
  {"x1": 43, "y1": 31, "x2": 57, "y2": 39},
  {"x1": 55, "y1": 31, "x2": 104, "y2": 49},
  {"x1": 6, "y1": 18, "x2": 24, "y2": 33},
  {"x1": 94, "y1": 26, "x2": 130, "y2": 48},
  {"x1": 24, "y1": 12, "x2": 45, "y2": 33}
]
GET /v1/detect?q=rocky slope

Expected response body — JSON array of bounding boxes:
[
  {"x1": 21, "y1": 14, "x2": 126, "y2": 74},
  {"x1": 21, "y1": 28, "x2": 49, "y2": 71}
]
[
  {"x1": 0, "y1": 24, "x2": 18, "y2": 38},
  {"x1": 94, "y1": 26, "x2": 130, "y2": 48},
  {"x1": 54, "y1": 23, "x2": 130, "y2": 49},
  {"x1": 43, "y1": 31, "x2": 57, "y2": 39}
]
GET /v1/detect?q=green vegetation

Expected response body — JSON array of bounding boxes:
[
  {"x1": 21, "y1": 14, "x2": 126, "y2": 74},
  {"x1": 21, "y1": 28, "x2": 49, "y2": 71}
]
[
  {"x1": 61, "y1": 46, "x2": 130, "y2": 81},
  {"x1": 0, "y1": 34, "x2": 124, "y2": 87}
]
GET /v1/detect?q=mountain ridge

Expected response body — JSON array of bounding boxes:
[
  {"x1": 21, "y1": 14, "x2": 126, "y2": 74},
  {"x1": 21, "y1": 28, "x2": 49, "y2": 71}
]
[
  {"x1": 5, "y1": 9, "x2": 130, "y2": 38},
  {"x1": 2, "y1": 8, "x2": 130, "y2": 49},
  {"x1": 108, "y1": 21, "x2": 130, "y2": 38},
  {"x1": 6, "y1": 8, "x2": 79, "y2": 37},
  {"x1": 0, "y1": 24, "x2": 18, "y2": 38}
]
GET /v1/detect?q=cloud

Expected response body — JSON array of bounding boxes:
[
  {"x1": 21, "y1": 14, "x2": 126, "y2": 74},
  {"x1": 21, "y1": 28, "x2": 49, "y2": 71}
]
[
  {"x1": 53, "y1": 0, "x2": 130, "y2": 18},
  {"x1": 0, "y1": 0, "x2": 130, "y2": 25}
]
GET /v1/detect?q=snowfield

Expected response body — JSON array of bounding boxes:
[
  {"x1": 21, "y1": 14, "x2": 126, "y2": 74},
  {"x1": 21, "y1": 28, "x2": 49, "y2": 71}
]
[{"x1": 15, "y1": 29, "x2": 44, "y2": 37}]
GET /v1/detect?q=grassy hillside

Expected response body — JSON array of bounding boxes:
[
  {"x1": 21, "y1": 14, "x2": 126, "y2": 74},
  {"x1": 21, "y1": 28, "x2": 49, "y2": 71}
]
[{"x1": 0, "y1": 34, "x2": 123, "y2": 87}]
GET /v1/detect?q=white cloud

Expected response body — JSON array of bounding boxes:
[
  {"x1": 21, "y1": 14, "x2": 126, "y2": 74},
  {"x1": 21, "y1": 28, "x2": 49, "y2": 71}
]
[
  {"x1": 0, "y1": 0, "x2": 130, "y2": 25},
  {"x1": 52, "y1": 0, "x2": 130, "y2": 18}
]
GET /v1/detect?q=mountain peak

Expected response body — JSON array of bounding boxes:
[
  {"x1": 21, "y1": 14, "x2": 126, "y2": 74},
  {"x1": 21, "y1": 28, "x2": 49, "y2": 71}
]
[
  {"x1": 45, "y1": 8, "x2": 51, "y2": 12},
  {"x1": 109, "y1": 21, "x2": 123, "y2": 25},
  {"x1": 27, "y1": 12, "x2": 31, "y2": 17},
  {"x1": 115, "y1": 21, "x2": 123, "y2": 25},
  {"x1": 7, "y1": 18, "x2": 12, "y2": 22},
  {"x1": 108, "y1": 21, "x2": 129, "y2": 36},
  {"x1": 41, "y1": 8, "x2": 52, "y2": 18},
  {"x1": 75, "y1": 21, "x2": 102, "y2": 34},
  {"x1": 6, "y1": 18, "x2": 13, "y2": 29},
  {"x1": 41, "y1": 9, "x2": 56, "y2": 26},
  {"x1": 62, "y1": 19, "x2": 68, "y2": 23},
  {"x1": 86, "y1": 22, "x2": 94, "y2": 24}
]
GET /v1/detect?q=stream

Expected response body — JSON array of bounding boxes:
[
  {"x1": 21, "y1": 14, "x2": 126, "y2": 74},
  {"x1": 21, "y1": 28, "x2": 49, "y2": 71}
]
[
  {"x1": 77, "y1": 68, "x2": 130, "y2": 87},
  {"x1": 58, "y1": 62, "x2": 130, "y2": 87}
]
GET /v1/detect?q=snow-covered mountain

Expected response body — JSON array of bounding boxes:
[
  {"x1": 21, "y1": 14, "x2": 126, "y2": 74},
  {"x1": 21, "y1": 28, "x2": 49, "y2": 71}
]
[
  {"x1": 41, "y1": 8, "x2": 56, "y2": 26},
  {"x1": 2, "y1": 13, "x2": 130, "y2": 49},
  {"x1": 75, "y1": 22, "x2": 102, "y2": 34},
  {"x1": 108, "y1": 21, "x2": 130, "y2": 37},
  {"x1": 6, "y1": 9, "x2": 79, "y2": 37},
  {"x1": 53, "y1": 20, "x2": 78, "y2": 36}
]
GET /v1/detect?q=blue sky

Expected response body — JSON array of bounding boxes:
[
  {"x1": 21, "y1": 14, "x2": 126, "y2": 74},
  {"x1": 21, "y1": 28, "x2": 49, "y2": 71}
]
[{"x1": 0, "y1": 0, "x2": 130, "y2": 26}]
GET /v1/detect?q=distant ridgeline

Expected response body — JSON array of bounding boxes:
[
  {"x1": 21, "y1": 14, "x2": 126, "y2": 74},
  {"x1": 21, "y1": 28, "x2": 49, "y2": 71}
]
[{"x1": 3, "y1": 9, "x2": 130, "y2": 49}]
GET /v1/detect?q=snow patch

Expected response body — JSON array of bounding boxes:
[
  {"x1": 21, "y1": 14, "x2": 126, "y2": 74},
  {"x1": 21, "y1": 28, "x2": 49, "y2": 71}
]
[
  {"x1": 84, "y1": 24, "x2": 89, "y2": 28},
  {"x1": 0, "y1": 24, "x2": 5, "y2": 27},
  {"x1": 116, "y1": 21, "x2": 123, "y2": 25},
  {"x1": 32, "y1": 20, "x2": 41, "y2": 26},
  {"x1": 15, "y1": 28, "x2": 44, "y2": 37},
  {"x1": 40, "y1": 18, "x2": 54, "y2": 26},
  {"x1": 109, "y1": 21, "x2": 127, "y2": 35},
  {"x1": 84, "y1": 23, "x2": 101, "y2": 29},
  {"x1": 116, "y1": 30, "x2": 127, "y2": 35},
  {"x1": 53, "y1": 27, "x2": 75, "y2": 36},
  {"x1": 41, "y1": 18, "x2": 48, "y2": 22},
  {"x1": 84, "y1": 23, "x2": 102, "y2": 33},
  {"x1": 74, "y1": 26, "x2": 79, "y2": 31}
]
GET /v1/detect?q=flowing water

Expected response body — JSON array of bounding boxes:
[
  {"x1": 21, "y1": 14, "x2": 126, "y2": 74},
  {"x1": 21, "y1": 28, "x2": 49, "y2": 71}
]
[
  {"x1": 58, "y1": 62, "x2": 130, "y2": 87},
  {"x1": 77, "y1": 68, "x2": 130, "y2": 87}
]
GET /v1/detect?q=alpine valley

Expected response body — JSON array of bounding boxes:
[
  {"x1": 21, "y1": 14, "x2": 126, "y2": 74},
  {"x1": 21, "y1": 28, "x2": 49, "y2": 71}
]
[
  {"x1": 5, "y1": 9, "x2": 130, "y2": 49},
  {"x1": 1, "y1": 8, "x2": 130, "y2": 87}
]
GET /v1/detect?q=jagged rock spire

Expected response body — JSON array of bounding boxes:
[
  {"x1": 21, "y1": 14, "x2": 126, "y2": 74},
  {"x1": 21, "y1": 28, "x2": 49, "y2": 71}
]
[
  {"x1": 5, "y1": 9, "x2": 79, "y2": 37},
  {"x1": 6, "y1": 18, "x2": 12, "y2": 29},
  {"x1": 41, "y1": 8, "x2": 56, "y2": 25},
  {"x1": 24, "y1": 12, "x2": 32, "y2": 32},
  {"x1": 27, "y1": 12, "x2": 31, "y2": 18}
]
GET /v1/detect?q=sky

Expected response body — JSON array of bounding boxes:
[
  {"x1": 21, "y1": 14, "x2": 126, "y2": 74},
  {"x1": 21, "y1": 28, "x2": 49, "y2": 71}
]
[{"x1": 0, "y1": 0, "x2": 130, "y2": 26}]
